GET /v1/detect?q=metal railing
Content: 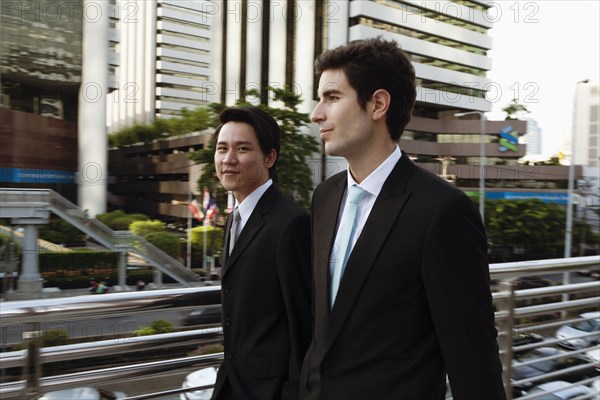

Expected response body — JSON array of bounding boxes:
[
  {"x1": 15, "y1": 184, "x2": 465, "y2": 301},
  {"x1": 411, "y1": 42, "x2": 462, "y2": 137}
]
[{"x1": 1, "y1": 256, "x2": 599, "y2": 399}]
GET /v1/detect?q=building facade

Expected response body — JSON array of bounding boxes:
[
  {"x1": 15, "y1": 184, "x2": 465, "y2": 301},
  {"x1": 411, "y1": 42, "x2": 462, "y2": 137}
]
[
  {"x1": 1, "y1": 0, "x2": 118, "y2": 214},
  {"x1": 107, "y1": 0, "x2": 216, "y2": 132}
]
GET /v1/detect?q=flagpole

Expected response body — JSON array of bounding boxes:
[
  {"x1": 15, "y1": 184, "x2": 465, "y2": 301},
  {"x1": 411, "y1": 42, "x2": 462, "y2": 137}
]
[{"x1": 186, "y1": 191, "x2": 192, "y2": 270}]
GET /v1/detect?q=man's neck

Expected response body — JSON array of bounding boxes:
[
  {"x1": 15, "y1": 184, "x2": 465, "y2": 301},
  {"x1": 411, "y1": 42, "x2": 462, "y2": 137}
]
[{"x1": 347, "y1": 140, "x2": 397, "y2": 183}]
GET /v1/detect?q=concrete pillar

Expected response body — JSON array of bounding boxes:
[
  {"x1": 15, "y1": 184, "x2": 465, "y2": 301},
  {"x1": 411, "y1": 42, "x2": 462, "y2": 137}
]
[
  {"x1": 17, "y1": 223, "x2": 44, "y2": 292},
  {"x1": 118, "y1": 251, "x2": 127, "y2": 287},
  {"x1": 153, "y1": 269, "x2": 163, "y2": 287},
  {"x1": 78, "y1": 0, "x2": 109, "y2": 217}
]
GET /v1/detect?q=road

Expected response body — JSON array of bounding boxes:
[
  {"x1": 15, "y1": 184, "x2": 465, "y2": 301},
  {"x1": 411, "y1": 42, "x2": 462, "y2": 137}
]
[{"x1": 1, "y1": 308, "x2": 187, "y2": 347}]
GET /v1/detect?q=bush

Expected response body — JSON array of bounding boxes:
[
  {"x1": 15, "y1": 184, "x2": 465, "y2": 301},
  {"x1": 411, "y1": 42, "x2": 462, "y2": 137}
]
[
  {"x1": 191, "y1": 226, "x2": 223, "y2": 262},
  {"x1": 42, "y1": 329, "x2": 70, "y2": 347},
  {"x1": 39, "y1": 251, "x2": 119, "y2": 273},
  {"x1": 143, "y1": 231, "x2": 181, "y2": 259},
  {"x1": 130, "y1": 220, "x2": 166, "y2": 236},
  {"x1": 97, "y1": 210, "x2": 149, "y2": 231},
  {"x1": 135, "y1": 320, "x2": 174, "y2": 336}
]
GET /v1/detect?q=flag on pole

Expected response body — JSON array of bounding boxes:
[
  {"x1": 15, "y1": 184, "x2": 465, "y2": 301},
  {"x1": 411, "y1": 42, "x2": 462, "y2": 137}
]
[
  {"x1": 202, "y1": 187, "x2": 210, "y2": 211},
  {"x1": 206, "y1": 199, "x2": 219, "y2": 225},
  {"x1": 188, "y1": 193, "x2": 204, "y2": 222}
]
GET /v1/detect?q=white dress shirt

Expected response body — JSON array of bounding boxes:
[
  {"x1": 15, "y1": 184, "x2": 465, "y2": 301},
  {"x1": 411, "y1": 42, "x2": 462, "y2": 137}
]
[
  {"x1": 234, "y1": 179, "x2": 273, "y2": 235},
  {"x1": 329, "y1": 146, "x2": 402, "y2": 274}
]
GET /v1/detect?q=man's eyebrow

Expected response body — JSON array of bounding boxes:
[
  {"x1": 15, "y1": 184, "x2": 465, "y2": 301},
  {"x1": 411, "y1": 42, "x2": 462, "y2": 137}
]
[
  {"x1": 216, "y1": 140, "x2": 254, "y2": 146},
  {"x1": 320, "y1": 89, "x2": 341, "y2": 97}
]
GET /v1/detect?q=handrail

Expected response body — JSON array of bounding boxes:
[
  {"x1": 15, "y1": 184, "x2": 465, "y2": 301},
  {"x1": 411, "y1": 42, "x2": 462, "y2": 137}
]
[
  {"x1": 0, "y1": 254, "x2": 598, "y2": 399},
  {"x1": 0, "y1": 287, "x2": 221, "y2": 325},
  {"x1": 489, "y1": 256, "x2": 600, "y2": 279},
  {"x1": 0, "y1": 188, "x2": 203, "y2": 285}
]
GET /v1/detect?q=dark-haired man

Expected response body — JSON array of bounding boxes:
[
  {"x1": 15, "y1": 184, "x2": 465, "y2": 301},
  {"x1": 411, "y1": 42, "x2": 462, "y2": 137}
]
[
  {"x1": 300, "y1": 38, "x2": 506, "y2": 399},
  {"x1": 211, "y1": 106, "x2": 312, "y2": 400}
]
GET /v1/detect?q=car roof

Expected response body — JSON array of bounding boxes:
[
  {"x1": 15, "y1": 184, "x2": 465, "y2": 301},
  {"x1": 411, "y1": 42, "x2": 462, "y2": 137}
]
[
  {"x1": 532, "y1": 380, "x2": 596, "y2": 399},
  {"x1": 534, "y1": 347, "x2": 563, "y2": 356},
  {"x1": 580, "y1": 311, "x2": 600, "y2": 319},
  {"x1": 37, "y1": 387, "x2": 101, "y2": 400}
]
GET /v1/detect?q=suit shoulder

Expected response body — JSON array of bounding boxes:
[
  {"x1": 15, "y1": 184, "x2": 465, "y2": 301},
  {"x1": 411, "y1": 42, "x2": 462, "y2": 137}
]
[
  {"x1": 272, "y1": 191, "x2": 309, "y2": 218},
  {"x1": 409, "y1": 163, "x2": 470, "y2": 202}
]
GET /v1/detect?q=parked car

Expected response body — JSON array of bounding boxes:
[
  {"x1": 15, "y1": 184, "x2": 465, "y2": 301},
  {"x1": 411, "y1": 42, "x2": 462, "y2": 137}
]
[
  {"x1": 513, "y1": 276, "x2": 554, "y2": 290},
  {"x1": 524, "y1": 380, "x2": 598, "y2": 400},
  {"x1": 513, "y1": 331, "x2": 545, "y2": 355},
  {"x1": 36, "y1": 387, "x2": 126, "y2": 400},
  {"x1": 591, "y1": 378, "x2": 600, "y2": 393},
  {"x1": 511, "y1": 347, "x2": 597, "y2": 391},
  {"x1": 584, "y1": 346, "x2": 600, "y2": 371},
  {"x1": 180, "y1": 307, "x2": 222, "y2": 326},
  {"x1": 555, "y1": 311, "x2": 600, "y2": 349},
  {"x1": 180, "y1": 366, "x2": 218, "y2": 400}
]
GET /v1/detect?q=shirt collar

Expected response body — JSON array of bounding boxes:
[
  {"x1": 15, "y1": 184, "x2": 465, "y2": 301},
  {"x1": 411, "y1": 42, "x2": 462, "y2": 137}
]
[
  {"x1": 236, "y1": 179, "x2": 273, "y2": 221},
  {"x1": 347, "y1": 145, "x2": 401, "y2": 197}
]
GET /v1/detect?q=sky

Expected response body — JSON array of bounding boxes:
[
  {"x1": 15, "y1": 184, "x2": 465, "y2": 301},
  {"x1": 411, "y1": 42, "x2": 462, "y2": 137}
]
[{"x1": 486, "y1": 0, "x2": 600, "y2": 157}]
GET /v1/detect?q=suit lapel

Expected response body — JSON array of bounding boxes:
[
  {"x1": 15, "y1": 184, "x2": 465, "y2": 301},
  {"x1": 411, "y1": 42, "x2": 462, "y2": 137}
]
[
  {"x1": 222, "y1": 186, "x2": 276, "y2": 279},
  {"x1": 313, "y1": 175, "x2": 346, "y2": 322},
  {"x1": 325, "y1": 154, "x2": 416, "y2": 350}
]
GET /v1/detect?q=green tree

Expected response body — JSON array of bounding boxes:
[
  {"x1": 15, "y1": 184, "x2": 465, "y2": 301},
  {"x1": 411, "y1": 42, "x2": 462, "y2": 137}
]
[
  {"x1": 190, "y1": 87, "x2": 319, "y2": 210},
  {"x1": 39, "y1": 219, "x2": 86, "y2": 246},
  {"x1": 109, "y1": 107, "x2": 214, "y2": 148},
  {"x1": 502, "y1": 98, "x2": 530, "y2": 120},
  {"x1": 485, "y1": 199, "x2": 566, "y2": 261}
]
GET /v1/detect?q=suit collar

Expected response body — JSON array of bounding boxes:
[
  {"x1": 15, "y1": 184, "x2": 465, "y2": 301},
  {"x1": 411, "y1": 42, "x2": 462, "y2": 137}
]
[{"x1": 222, "y1": 185, "x2": 279, "y2": 277}]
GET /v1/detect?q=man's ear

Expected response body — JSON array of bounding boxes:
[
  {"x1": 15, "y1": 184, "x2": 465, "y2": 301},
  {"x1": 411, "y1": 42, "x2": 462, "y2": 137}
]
[
  {"x1": 264, "y1": 148, "x2": 277, "y2": 168},
  {"x1": 371, "y1": 89, "x2": 391, "y2": 121}
]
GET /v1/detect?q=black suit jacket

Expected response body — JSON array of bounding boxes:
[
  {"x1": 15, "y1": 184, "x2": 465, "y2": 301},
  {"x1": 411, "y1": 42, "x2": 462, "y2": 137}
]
[
  {"x1": 300, "y1": 153, "x2": 506, "y2": 400},
  {"x1": 212, "y1": 185, "x2": 312, "y2": 400}
]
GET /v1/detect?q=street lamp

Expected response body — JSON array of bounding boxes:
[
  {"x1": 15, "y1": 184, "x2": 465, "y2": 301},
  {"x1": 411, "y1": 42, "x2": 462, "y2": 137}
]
[
  {"x1": 171, "y1": 195, "x2": 193, "y2": 270},
  {"x1": 455, "y1": 111, "x2": 487, "y2": 224},
  {"x1": 565, "y1": 79, "x2": 590, "y2": 259}
]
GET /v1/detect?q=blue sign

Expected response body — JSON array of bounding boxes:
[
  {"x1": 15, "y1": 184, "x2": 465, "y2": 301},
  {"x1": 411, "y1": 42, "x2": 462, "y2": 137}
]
[
  {"x1": 0, "y1": 168, "x2": 76, "y2": 183},
  {"x1": 485, "y1": 191, "x2": 568, "y2": 204}
]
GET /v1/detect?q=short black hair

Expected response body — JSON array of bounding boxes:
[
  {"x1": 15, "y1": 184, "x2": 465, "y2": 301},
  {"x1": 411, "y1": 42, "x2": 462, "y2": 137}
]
[
  {"x1": 213, "y1": 106, "x2": 280, "y2": 179},
  {"x1": 315, "y1": 37, "x2": 416, "y2": 141}
]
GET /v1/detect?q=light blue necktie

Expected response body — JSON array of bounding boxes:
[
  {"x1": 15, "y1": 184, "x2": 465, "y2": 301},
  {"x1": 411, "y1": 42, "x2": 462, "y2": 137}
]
[{"x1": 330, "y1": 185, "x2": 368, "y2": 309}]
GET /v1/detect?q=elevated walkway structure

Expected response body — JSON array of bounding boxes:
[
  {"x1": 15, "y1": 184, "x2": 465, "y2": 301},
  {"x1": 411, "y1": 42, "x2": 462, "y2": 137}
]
[{"x1": 0, "y1": 188, "x2": 202, "y2": 293}]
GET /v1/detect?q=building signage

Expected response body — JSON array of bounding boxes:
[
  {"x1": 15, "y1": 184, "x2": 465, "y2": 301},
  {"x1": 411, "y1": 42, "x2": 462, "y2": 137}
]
[
  {"x1": 0, "y1": 168, "x2": 75, "y2": 183},
  {"x1": 498, "y1": 126, "x2": 519, "y2": 152}
]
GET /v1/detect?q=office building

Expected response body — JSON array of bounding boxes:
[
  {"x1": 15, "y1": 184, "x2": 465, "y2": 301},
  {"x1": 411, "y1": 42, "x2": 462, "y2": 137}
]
[{"x1": 1, "y1": 0, "x2": 118, "y2": 215}]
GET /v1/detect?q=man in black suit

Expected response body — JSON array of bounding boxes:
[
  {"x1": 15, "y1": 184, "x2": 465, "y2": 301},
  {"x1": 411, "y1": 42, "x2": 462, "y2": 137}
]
[
  {"x1": 211, "y1": 106, "x2": 312, "y2": 400},
  {"x1": 300, "y1": 38, "x2": 506, "y2": 399}
]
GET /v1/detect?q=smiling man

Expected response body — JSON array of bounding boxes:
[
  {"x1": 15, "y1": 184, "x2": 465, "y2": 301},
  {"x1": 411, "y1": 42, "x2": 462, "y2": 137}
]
[
  {"x1": 210, "y1": 106, "x2": 312, "y2": 400},
  {"x1": 300, "y1": 38, "x2": 506, "y2": 400}
]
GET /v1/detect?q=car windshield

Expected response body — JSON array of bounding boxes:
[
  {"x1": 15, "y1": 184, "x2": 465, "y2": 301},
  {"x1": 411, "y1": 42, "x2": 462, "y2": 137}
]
[
  {"x1": 528, "y1": 394, "x2": 561, "y2": 400},
  {"x1": 520, "y1": 354, "x2": 555, "y2": 373},
  {"x1": 572, "y1": 319, "x2": 597, "y2": 332}
]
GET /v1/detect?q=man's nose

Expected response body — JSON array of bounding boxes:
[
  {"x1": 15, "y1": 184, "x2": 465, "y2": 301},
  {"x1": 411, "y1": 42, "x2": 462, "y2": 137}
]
[{"x1": 311, "y1": 103, "x2": 324, "y2": 123}]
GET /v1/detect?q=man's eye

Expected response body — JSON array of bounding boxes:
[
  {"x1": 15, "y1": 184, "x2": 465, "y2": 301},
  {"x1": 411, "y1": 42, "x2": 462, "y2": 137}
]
[{"x1": 326, "y1": 95, "x2": 339, "y2": 102}]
